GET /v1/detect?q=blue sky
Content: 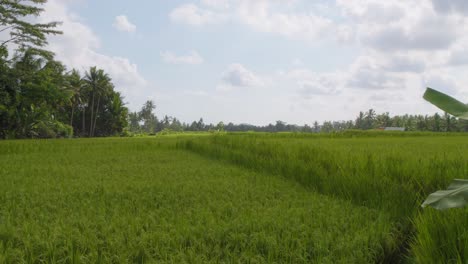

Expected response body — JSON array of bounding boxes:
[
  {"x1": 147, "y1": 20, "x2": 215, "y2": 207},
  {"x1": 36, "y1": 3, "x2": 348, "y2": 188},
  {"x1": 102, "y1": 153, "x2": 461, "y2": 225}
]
[{"x1": 41, "y1": 0, "x2": 468, "y2": 125}]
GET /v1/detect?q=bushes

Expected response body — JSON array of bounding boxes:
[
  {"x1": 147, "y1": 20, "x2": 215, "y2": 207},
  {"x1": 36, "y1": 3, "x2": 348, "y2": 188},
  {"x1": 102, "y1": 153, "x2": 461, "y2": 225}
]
[{"x1": 31, "y1": 120, "x2": 73, "y2": 139}]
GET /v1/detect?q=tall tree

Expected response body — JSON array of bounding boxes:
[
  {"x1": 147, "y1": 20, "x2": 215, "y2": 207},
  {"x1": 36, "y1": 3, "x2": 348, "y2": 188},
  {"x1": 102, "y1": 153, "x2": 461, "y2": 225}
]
[
  {"x1": 64, "y1": 69, "x2": 83, "y2": 128},
  {"x1": 365, "y1": 109, "x2": 376, "y2": 129},
  {"x1": 355, "y1": 111, "x2": 365, "y2": 129},
  {"x1": 0, "y1": 0, "x2": 62, "y2": 55},
  {"x1": 139, "y1": 100, "x2": 158, "y2": 133},
  {"x1": 83, "y1": 66, "x2": 111, "y2": 137}
]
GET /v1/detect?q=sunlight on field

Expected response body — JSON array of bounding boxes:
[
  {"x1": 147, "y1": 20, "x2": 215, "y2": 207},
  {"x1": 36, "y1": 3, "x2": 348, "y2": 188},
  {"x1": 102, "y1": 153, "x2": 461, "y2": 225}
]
[
  {"x1": 0, "y1": 137, "x2": 385, "y2": 263},
  {"x1": 178, "y1": 132, "x2": 468, "y2": 262}
]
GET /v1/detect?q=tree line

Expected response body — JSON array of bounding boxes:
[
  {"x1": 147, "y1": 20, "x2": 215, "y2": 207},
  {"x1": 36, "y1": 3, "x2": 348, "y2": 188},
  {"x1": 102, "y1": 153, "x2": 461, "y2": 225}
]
[
  {"x1": 128, "y1": 103, "x2": 468, "y2": 134},
  {"x1": 225, "y1": 110, "x2": 468, "y2": 133},
  {"x1": 0, "y1": 0, "x2": 127, "y2": 139}
]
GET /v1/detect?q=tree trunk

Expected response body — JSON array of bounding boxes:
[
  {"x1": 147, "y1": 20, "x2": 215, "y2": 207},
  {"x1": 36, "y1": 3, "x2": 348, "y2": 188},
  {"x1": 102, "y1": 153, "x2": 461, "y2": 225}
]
[
  {"x1": 92, "y1": 96, "x2": 100, "y2": 137},
  {"x1": 70, "y1": 103, "x2": 74, "y2": 127},
  {"x1": 89, "y1": 89, "x2": 95, "y2": 137},
  {"x1": 82, "y1": 107, "x2": 86, "y2": 137}
]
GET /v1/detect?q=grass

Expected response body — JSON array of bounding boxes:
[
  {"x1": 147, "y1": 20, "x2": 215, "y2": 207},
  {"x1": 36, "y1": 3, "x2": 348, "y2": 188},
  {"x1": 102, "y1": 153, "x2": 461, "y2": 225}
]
[
  {"x1": 1, "y1": 132, "x2": 468, "y2": 262},
  {"x1": 0, "y1": 138, "x2": 389, "y2": 263},
  {"x1": 177, "y1": 132, "x2": 468, "y2": 262}
]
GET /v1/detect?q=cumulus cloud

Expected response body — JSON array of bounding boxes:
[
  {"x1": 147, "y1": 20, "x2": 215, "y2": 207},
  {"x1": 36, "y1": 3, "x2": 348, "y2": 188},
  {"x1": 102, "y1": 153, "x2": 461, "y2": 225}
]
[
  {"x1": 40, "y1": 0, "x2": 148, "y2": 110},
  {"x1": 363, "y1": 17, "x2": 458, "y2": 51},
  {"x1": 221, "y1": 63, "x2": 263, "y2": 88},
  {"x1": 448, "y1": 49, "x2": 468, "y2": 66},
  {"x1": 169, "y1": 0, "x2": 468, "y2": 112},
  {"x1": 237, "y1": 1, "x2": 334, "y2": 40},
  {"x1": 431, "y1": 0, "x2": 468, "y2": 15},
  {"x1": 160, "y1": 51, "x2": 204, "y2": 65},
  {"x1": 379, "y1": 54, "x2": 426, "y2": 73},
  {"x1": 169, "y1": 1, "x2": 334, "y2": 40},
  {"x1": 113, "y1": 15, "x2": 136, "y2": 32},
  {"x1": 201, "y1": 0, "x2": 230, "y2": 9},
  {"x1": 346, "y1": 56, "x2": 407, "y2": 90},
  {"x1": 423, "y1": 72, "x2": 459, "y2": 95},
  {"x1": 170, "y1": 3, "x2": 228, "y2": 26},
  {"x1": 369, "y1": 92, "x2": 404, "y2": 102},
  {"x1": 337, "y1": 0, "x2": 461, "y2": 51},
  {"x1": 285, "y1": 69, "x2": 343, "y2": 96}
]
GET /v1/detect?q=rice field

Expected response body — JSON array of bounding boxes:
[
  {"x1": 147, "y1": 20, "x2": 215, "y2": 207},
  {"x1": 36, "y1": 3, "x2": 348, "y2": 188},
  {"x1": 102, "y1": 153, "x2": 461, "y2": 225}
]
[
  {"x1": 0, "y1": 132, "x2": 467, "y2": 263},
  {"x1": 177, "y1": 132, "x2": 468, "y2": 262}
]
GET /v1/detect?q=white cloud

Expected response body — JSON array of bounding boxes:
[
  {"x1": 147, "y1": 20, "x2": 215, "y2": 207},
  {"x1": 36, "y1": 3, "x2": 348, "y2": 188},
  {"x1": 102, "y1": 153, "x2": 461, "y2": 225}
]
[
  {"x1": 160, "y1": 51, "x2": 204, "y2": 65},
  {"x1": 291, "y1": 58, "x2": 303, "y2": 67},
  {"x1": 201, "y1": 0, "x2": 230, "y2": 9},
  {"x1": 285, "y1": 69, "x2": 343, "y2": 96},
  {"x1": 169, "y1": 1, "x2": 334, "y2": 41},
  {"x1": 221, "y1": 63, "x2": 263, "y2": 88},
  {"x1": 346, "y1": 56, "x2": 407, "y2": 90},
  {"x1": 379, "y1": 53, "x2": 426, "y2": 73},
  {"x1": 169, "y1": 3, "x2": 228, "y2": 26},
  {"x1": 423, "y1": 71, "x2": 459, "y2": 95},
  {"x1": 236, "y1": 1, "x2": 334, "y2": 40},
  {"x1": 113, "y1": 15, "x2": 136, "y2": 32},
  {"x1": 41, "y1": 0, "x2": 148, "y2": 110},
  {"x1": 431, "y1": 0, "x2": 468, "y2": 15},
  {"x1": 167, "y1": 0, "x2": 468, "y2": 122},
  {"x1": 337, "y1": 0, "x2": 461, "y2": 52}
]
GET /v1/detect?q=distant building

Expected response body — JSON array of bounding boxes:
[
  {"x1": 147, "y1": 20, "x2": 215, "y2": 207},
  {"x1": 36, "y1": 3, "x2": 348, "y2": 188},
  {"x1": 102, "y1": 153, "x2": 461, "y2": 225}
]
[{"x1": 383, "y1": 127, "x2": 405, "y2": 131}]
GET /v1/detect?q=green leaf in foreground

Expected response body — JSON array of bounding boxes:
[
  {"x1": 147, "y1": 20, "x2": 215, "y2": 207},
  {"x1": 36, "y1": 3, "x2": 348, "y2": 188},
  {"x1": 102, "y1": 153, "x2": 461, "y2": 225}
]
[
  {"x1": 421, "y1": 179, "x2": 468, "y2": 210},
  {"x1": 423, "y1": 87, "x2": 468, "y2": 120}
]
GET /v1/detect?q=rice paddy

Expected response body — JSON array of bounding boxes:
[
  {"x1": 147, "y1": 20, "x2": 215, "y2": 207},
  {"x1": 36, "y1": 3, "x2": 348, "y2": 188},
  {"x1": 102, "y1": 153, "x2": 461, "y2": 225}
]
[{"x1": 1, "y1": 132, "x2": 467, "y2": 263}]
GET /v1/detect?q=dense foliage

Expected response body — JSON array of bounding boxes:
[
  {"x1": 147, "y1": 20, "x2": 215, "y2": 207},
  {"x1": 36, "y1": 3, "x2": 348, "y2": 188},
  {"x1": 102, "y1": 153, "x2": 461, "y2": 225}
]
[{"x1": 0, "y1": 0, "x2": 128, "y2": 139}]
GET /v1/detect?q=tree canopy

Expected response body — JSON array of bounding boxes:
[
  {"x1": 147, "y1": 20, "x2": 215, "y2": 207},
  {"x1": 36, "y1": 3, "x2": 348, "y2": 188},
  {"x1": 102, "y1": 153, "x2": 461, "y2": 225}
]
[{"x1": 0, "y1": 0, "x2": 128, "y2": 139}]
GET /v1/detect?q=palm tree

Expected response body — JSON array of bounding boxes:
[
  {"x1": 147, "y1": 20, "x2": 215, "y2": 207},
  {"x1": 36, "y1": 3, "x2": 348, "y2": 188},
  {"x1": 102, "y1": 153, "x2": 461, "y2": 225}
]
[
  {"x1": 365, "y1": 109, "x2": 376, "y2": 129},
  {"x1": 83, "y1": 67, "x2": 111, "y2": 137},
  {"x1": 139, "y1": 100, "x2": 156, "y2": 133},
  {"x1": 65, "y1": 70, "x2": 83, "y2": 129}
]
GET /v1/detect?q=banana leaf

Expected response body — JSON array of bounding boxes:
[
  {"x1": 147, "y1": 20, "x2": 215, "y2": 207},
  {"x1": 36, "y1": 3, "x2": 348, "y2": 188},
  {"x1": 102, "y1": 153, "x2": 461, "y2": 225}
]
[
  {"x1": 422, "y1": 179, "x2": 468, "y2": 210},
  {"x1": 422, "y1": 88, "x2": 468, "y2": 210},
  {"x1": 423, "y1": 87, "x2": 468, "y2": 119}
]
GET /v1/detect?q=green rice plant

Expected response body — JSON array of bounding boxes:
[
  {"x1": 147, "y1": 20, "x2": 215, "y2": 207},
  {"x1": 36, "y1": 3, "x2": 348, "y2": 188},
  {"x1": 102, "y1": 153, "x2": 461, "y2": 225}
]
[
  {"x1": 177, "y1": 129, "x2": 468, "y2": 261},
  {"x1": 0, "y1": 138, "x2": 389, "y2": 263}
]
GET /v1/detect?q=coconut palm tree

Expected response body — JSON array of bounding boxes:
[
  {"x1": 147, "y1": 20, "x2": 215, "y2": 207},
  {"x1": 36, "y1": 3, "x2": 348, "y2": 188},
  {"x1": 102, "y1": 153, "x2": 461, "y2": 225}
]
[
  {"x1": 65, "y1": 69, "x2": 83, "y2": 129},
  {"x1": 83, "y1": 67, "x2": 111, "y2": 137}
]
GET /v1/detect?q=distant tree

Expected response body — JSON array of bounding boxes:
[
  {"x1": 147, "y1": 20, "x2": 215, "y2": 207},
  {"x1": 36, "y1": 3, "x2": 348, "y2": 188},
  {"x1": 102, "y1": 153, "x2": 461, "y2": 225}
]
[
  {"x1": 365, "y1": 109, "x2": 376, "y2": 129},
  {"x1": 170, "y1": 117, "x2": 183, "y2": 131},
  {"x1": 163, "y1": 115, "x2": 171, "y2": 127},
  {"x1": 433, "y1": 113, "x2": 441, "y2": 132},
  {"x1": 189, "y1": 121, "x2": 199, "y2": 131},
  {"x1": 197, "y1": 118, "x2": 205, "y2": 130},
  {"x1": 376, "y1": 112, "x2": 391, "y2": 128},
  {"x1": 321, "y1": 121, "x2": 334, "y2": 133},
  {"x1": 139, "y1": 100, "x2": 157, "y2": 133},
  {"x1": 355, "y1": 111, "x2": 365, "y2": 129},
  {"x1": 216, "y1": 121, "x2": 225, "y2": 131},
  {"x1": 313, "y1": 121, "x2": 320, "y2": 132},
  {"x1": 128, "y1": 112, "x2": 140, "y2": 132},
  {"x1": 275, "y1": 120, "x2": 286, "y2": 132},
  {"x1": 302, "y1": 124, "x2": 312, "y2": 133}
]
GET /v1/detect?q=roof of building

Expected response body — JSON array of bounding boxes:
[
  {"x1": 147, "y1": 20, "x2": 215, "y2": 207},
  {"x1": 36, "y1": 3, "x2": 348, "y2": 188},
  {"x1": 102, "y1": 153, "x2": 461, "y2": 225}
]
[{"x1": 384, "y1": 127, "x2": 405, "y2": 131}]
